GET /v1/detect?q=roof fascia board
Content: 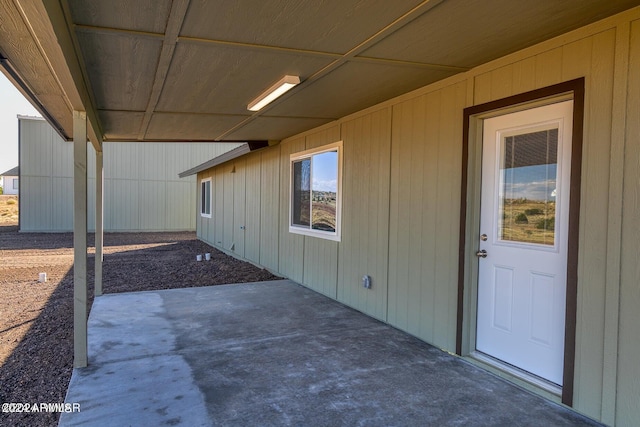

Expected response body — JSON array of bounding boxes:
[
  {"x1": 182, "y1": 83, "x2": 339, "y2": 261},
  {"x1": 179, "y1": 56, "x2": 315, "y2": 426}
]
[{"x1": 37, "y1": 0, "x2": 102, "y2": 150}]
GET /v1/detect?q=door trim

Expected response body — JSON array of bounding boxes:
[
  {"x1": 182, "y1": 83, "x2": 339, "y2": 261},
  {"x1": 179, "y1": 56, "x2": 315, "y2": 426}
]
[{"x1": 456, "y1": 78, "x2": 584, "y2": 406}]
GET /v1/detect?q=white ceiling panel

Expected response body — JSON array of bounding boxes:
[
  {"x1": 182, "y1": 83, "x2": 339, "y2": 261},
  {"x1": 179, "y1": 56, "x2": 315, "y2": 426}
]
[
  {"x1": 361, "y1": 0, "x2": 640, "y2": 68},
  {"x1": 98, "y1": 111, "x2": 145, "y2": 141},
  {"x1": 76, "y1": 31, "x2": 163, "y2": 111},
  {"x1": 181, "y1": 0, "x2": 424, "y2": 54},
  {"x1": 267, "y1": 61, "x2": 458, "y2": 119},
  {"x1": 156, "y1": 42, "x2": 335, "y2": 115},
  {"x1": 145, "y1": 113, "x2": 249, "y2": 141},
  {"x1": 224, "y1": 116, "x2": 335, "y2": 141}
]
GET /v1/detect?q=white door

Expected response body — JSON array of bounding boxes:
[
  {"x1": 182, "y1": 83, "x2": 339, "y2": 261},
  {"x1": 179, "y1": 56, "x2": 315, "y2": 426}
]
[{"x1": 476, "y1": 100, "x2": 573, "y2": 386}]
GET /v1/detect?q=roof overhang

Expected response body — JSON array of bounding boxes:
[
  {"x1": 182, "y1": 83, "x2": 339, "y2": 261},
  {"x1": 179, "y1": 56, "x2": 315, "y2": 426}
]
[
  {"x1": 1, "y1": 1, "x2": 639, "y2": 145},
  {"x1": 0, "y1": 166, "x2": 19, "y2": 176},
  {"x1": 178, "y1": 140, "x2": 272, "y2": 178}
]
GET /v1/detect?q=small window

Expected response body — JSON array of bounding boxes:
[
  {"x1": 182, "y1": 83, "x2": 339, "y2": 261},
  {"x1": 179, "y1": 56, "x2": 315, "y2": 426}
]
[
  {"x1": 13, "y1": 178, "x2": 19, "y2": 190},
  {"x1": 289, "y1": 141, "x2": 342, "y2": 241},
  {"x1": 200, "y1": 178, "x2": 211, "y2": 218}
]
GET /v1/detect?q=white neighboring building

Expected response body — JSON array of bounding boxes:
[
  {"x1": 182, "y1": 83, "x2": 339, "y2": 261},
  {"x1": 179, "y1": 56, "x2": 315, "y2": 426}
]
[
  {"x1": 18, "y1": 116, "x2": 241, "y2": 232},
  {"x1": 0, "y1": 166, "x2": 19, "y2": 195}
]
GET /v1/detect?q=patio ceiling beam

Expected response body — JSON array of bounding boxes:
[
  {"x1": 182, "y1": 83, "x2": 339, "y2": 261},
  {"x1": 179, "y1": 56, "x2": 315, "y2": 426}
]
[
  {"x1": 178, "y1": 35, "x2": 468, "y2": 73},
  {"x1": 137, "y1": 0, "x2": 191, "y2": 140},
  {"x1": 73, "y1": 24, "x2": 469, "y2": 74},
  {"x1": 74, "y1": 24, "x2": 165, "y2": 41}
]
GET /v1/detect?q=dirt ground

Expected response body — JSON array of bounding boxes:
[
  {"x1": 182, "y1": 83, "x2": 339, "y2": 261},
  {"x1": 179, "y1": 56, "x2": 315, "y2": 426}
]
[
  {"x1": 0, "y1": 195, "x2": 19, "y2": 224},
  {"x1": 0, "y1": 223, "x2": 280, "y2": 427}
]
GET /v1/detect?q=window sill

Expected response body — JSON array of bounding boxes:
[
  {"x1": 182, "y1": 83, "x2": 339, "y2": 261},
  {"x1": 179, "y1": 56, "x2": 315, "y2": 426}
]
[{"x1": 289, "y1": 226, "x2": 340, "y2": 242}]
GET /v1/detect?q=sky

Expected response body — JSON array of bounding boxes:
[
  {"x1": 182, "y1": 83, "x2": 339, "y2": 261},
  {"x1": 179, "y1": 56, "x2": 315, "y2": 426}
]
[
  {"x1": 502, "y1": 164, "x2": 557, "y2": 201},
  {"x1": 0, "y1": 72, "x2": 40, "y2": 174},
  {"x1": 312, "y1": 151, "x2": 338, "y2": 193}
]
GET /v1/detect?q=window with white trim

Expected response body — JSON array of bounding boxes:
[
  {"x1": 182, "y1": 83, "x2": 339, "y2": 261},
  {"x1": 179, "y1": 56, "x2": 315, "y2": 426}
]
[
  {"x1": 289, "y1": 141, "x2": 342, "y2": 241},
  {"x1": 200, "y1": 178, "x2": 211, "y2": 218},
  {"x1": 12, "y1": 178, "x2": 19, "y2": 190}
]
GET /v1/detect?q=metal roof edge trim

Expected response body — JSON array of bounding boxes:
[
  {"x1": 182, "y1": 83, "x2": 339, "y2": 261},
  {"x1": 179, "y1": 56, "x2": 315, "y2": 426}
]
[{"x1": 178, "y1": 141, "x2": 271, "y2": 178}]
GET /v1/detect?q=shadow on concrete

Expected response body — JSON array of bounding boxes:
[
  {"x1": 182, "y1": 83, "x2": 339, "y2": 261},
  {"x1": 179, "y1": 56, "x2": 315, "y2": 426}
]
[
  {"x1": 60, "y1": 280, "x2": 603, "y2": 427},
  {"x1": 0, "y1": 229, "x2": 279, "y2": 426}
]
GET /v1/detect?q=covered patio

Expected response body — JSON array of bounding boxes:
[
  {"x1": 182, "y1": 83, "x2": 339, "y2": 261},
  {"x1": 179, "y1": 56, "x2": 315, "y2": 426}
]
[
  {"x1": 3, "y1": 2, "x2": 640, "y2": 425},
  {"x1": 59, "y1": 280, "x2": 600, "y2": 426}
]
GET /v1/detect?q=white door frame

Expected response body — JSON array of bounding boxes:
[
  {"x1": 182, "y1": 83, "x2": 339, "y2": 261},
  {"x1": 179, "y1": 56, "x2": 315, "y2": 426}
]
[{"x1": 456, "y1": 79, "x2": 584, "y2": 407}]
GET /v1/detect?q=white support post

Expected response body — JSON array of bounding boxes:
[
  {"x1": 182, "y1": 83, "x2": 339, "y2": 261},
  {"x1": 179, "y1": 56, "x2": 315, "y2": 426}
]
[
  {"x1": 73, "y1": 110, "x2": 88, "y2": 368},
  {"x1": 95, "y1": 150, "x2": 104, "y2": 296}
]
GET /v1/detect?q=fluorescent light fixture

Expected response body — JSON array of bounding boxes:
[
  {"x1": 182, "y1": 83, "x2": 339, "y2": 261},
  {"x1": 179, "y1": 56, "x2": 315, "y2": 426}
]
[{"x1": 248, "y1": 75, "x2": 300, "y2": 111}]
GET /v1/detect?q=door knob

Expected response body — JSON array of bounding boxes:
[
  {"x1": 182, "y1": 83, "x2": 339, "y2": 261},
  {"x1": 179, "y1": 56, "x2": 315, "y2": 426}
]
[{"x1": 476, "y1": 250, "x2": 488, "y2": 258}]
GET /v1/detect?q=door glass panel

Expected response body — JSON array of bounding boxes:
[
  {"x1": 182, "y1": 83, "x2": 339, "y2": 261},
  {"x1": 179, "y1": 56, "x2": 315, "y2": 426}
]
[{"x1": 499, "y1": 128, "x2": 558, "y2": 245}]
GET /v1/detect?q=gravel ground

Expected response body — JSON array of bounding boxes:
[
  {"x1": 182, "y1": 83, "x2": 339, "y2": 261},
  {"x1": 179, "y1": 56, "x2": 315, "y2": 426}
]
[{"x1": 0, "y1": 224, "x2": 280, "y2": 427}]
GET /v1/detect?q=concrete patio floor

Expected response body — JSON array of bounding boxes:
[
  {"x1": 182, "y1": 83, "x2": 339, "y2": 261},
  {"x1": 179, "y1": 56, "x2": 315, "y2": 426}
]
[{"x1": 59, "y1": 280, "x2": 601, "y2": 426}]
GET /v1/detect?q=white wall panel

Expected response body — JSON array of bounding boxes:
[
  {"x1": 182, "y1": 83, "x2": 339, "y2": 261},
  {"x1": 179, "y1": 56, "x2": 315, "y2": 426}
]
[
  {"x1": 20, "y1": 118, "x2": 52, "y2": 176},
  {"x1": 139, "y1": 180, "x2": 166, "y2": 231},
  {"x1": 139, "y1": 143, "x2": 165, "y2": 181},
  {"x1": 19, "y1": 176, "x2": 52, "y2": 231},
  {"x1": 51, "y1": 177, "x2": 73, "y2": 230},
  {"x1": 166, "y1": 181, "x2": 193, "y2": 230},
  {"x1": 105, "y1": 179, "x2": 140, "y2": 231},
  {"x1": 19, "y1": 117, "x2": 239, "y2": 232},
  {"x1": 105, "y1": 142, "x2": 139, "y2": 180},
  {"x1": 87, "y1": 144, "x2": 96, "y2": 178},
  {"x1": 51, "y1": 140, "x2": 73, "y2": 178}
]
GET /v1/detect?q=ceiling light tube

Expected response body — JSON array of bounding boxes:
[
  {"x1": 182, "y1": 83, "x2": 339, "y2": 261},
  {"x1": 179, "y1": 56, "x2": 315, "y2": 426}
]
[{"x1": 248, "y1": 75, "x2": 300, "y2": 111}]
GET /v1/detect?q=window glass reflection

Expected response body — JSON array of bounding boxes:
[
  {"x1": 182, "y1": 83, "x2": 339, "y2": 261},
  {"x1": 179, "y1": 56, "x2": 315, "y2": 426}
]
[{"x1": 499, "y1": 128, "x2": 558, "y2": 245}]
